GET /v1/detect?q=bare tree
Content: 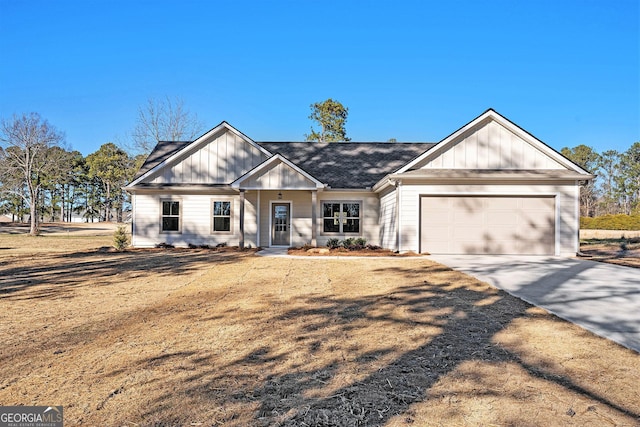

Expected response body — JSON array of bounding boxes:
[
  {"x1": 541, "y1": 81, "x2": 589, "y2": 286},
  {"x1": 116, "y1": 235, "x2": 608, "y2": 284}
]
[
  {"x1": 0, "y1": 113, "x2": 65, "y2": 235},
  {"x1": 132, "y1": 96, "x2": 204, "y2": 154}
]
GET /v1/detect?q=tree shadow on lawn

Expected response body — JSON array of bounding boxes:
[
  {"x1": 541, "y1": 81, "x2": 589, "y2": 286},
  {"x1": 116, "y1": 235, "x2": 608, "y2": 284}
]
[
  {"x1": 0, "y1": 249, "x2": 247, "y2": 300},
  {"x1": 134, "y1": 264, "x2": 639, "y2": 426}
]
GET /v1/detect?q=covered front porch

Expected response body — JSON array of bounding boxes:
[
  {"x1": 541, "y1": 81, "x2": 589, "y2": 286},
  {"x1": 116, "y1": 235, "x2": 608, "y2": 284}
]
[{"x1": 232, "y1": 153, "x2": 325, "y2": 249}]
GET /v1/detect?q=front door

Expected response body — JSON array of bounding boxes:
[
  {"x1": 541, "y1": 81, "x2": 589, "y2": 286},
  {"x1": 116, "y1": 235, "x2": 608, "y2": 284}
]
[{"x1": 271, "y1": 203, "x2": 290, "y2": 246}]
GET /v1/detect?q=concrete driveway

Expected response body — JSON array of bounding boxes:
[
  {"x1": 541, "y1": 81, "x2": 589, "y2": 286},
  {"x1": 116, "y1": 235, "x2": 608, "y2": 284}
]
[{"x1": 428, "y1": 255, "x2": 640, "y2": 353}]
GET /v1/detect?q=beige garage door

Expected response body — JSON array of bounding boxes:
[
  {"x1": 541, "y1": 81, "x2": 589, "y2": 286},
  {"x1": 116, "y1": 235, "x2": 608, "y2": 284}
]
[{"x1": 420, "y1": 196, "x2": 556, "y2": 255}]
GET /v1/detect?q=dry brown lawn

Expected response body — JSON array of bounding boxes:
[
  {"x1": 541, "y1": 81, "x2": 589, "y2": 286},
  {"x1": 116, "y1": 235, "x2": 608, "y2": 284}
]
[
  {"x1": 0, "y1": 226, "x2": 639, "y2": 426},
  {"x1": 580, "y1": 238, "x2": 640, "y2": 268}
]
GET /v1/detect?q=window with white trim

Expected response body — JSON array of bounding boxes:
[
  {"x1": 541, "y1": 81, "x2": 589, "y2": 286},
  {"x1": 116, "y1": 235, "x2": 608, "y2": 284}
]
[
  {"x1": 161, "y1": 200, "x2": 181, "y2": 232},
  {"x1": 322, "y1": 201, "x2": 361, "y2": 234},
  {"x1": 212, "y1": 200, "x2": 232, "y2": 232}
]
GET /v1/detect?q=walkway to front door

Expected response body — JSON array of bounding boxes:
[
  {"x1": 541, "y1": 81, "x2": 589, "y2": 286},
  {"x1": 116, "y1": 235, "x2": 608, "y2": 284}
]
[{"x1": 271, "y1": 202, "x2": 290, "y2": 246}]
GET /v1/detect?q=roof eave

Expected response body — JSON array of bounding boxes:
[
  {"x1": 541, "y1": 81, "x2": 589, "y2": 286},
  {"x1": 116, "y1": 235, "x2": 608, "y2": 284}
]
[{"x1": 389, "y1": 172, "x2": 596, "y2": 182}]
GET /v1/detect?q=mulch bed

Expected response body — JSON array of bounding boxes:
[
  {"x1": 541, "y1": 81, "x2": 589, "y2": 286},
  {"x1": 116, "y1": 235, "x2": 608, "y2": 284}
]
[{"x1": 287, "y1": 247, "x2": 424, "y2": 257}]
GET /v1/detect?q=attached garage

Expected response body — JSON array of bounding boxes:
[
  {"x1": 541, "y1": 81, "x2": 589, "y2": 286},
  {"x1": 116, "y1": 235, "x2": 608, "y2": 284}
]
[{"x1": 420, "y1": 195, "x2": 556, "y2": 255}]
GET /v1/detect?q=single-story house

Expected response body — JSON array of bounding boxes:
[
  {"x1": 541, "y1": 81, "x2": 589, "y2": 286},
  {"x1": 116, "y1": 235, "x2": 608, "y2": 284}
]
[{"x1": 125, "y1": 109, "x2": 593, "y2": 255}]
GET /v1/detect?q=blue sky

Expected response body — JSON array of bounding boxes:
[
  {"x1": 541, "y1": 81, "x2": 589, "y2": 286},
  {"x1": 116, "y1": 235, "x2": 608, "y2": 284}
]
[{"x1": 1, "y1": 0, "x2": 638, "y2": 156}]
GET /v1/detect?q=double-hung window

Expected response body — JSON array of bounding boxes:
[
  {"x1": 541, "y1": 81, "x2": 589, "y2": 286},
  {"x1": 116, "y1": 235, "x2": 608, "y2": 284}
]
[
  {"x1": 212, "y1": 200, "x2": 232, "y2": 233},
  {"x1": 161, "y1": 200, "x2": 181, "y2": 232},
  {"x1": 322, "y1": 201, "x2": 361, "y2": 234}
]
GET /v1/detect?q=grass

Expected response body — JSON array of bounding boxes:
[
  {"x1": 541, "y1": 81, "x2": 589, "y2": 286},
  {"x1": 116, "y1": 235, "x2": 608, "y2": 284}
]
[
  {"x1": 580, "y1": 237, "x2": 640, "y2": 268},
  {"x1": 0, "y1": 227, "x2": 639, "y2": 426}
]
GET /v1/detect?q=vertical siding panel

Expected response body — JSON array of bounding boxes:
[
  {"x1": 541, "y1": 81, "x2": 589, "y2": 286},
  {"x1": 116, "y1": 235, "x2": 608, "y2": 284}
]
[
  {"x1": 488, "y1": 122, "x2": 500, "y2": 168},
  {"x1": 510, "y1": 133, "x2": 522, "y2": 168},
  {"x1": 442, "y1": 147, "x2": 453, "y2": 168},
  {"x1": 500, "y1": 127, "x2": 511, "y2": 168},
  {"x1": 222, "y1": 133, "x2": 229, "y2": 182},
  {"x1": 453, "y1": 140, "x2": 465, "y2": 168},
  {"x1": 467, "y1": 133, "x2": 478, "y2": 169},
  {"x1": 213, "y1": 135, "x2": 220, "y2": 182},
  {"x1": 476, "y1": 125, "x2": 487, "y2": 168},
  {"x1": 186, "y1": 153, "x2": 193, "y2": 182}
]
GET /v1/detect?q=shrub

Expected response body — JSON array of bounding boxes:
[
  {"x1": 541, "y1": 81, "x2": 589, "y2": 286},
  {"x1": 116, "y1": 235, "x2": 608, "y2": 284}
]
[
  {"x1": 326, "y1": 238, "x2": 341, "y2": 249},
  {"x1": 155, "y1": 242, "x2": 175, "y2": 248},
  {"x1": 354, "y1": 237, "x2": 367, "y2": 247},
  {"x1": 113, "y1": 225, "x2": 130, "y2": 251},
  {"x1": 580, "y1": 214, "x2": 640, "y2": 230},
  {"x1": 342, "y1": 237, "x2": 355, "y2": 249},
  {"x1": 215, "y1": 242, "x2": 227, "y2": 248}
]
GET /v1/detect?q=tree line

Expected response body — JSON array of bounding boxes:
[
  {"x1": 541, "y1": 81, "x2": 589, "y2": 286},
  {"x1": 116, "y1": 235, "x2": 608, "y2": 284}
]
[
  {"x1": 0, "y1": 98, "x2": 203, "y2": 235},
  {"x1": 0, "y1": 112, "x2": 144, "y2": 234},
  {"x1": 561, "y1": 143, "x2": 640, "y2": 217}
]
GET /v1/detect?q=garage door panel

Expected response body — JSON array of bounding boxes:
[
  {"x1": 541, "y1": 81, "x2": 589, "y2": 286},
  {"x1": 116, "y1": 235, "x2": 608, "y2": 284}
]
[
  {"x1": 452, "y1": 226, "x2": 486, "y2": 241},
  {"x1": 520, "y1": 213, "x2": 555, "y2": 229},
  {"x1": 521, "y1": 197, "x2": 555, "y2": 210},
  {"x1": 487, "y1": 212, "x2": 518, "y2": 226},
  {"x1": 421, "y1": 196, "x2": 555, "y2": 255}
]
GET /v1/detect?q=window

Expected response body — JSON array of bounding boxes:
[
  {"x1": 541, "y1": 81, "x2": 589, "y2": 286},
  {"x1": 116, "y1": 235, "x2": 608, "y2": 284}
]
[
  {"x1": 212, "y1": 200, "x2": 231, "y2": 232},
  {"x1": 322, "y1": 201, "x2": 361, "y2": 234},
  {"x1": 161, "y1": 200, "x2": 180, "y2": 232}
]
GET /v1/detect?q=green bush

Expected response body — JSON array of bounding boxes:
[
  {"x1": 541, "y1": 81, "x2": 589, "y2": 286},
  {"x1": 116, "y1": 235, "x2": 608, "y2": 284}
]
[
  {"x1": 354, "y1": 237, "x2": 367, "y2": 247},
  {"x1": 113, "y1": 225, "x2": 130, "y2": 251},
  {"x1": 342, "y1": 237, "x2": 355, "y2": 249},
  {"x1": 326, "y1": 238, "x2": 341, "y2": 249},
  {"x1": 580, "y1": 214, "x2": 640, "y2": 230}
]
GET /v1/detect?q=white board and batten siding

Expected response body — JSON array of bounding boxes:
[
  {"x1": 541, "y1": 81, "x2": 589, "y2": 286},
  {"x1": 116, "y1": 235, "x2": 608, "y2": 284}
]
[
  {"x1": 397, "y1": 182, "x2": 579, "y2": 256},
  {"x1": 242, "y1": 161, "x2": 317, "y2": 189},
  {"x1": 148, "y1": 130, "x2": 268, "y2": 184},
  {"x1": 418, "y1": 120, "x2": 565, "y2": 170}
]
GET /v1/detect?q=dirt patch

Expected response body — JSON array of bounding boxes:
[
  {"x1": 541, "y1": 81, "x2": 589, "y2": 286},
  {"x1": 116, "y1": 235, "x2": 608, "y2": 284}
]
[
  {"x1": 579, "y1": 237, "x2": 640, "y2": 268},
  {"x1": 0, "y1": 235, "x2": 638, "y2": 426}
]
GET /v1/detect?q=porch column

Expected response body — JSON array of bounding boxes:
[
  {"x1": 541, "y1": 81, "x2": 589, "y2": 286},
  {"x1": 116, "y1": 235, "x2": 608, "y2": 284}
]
[
  {"x1": 311, "y1": 190, "x2": 317, "y2": 246},
  {"x1": 395, "y1": 180, "x2": 401, "y2": 253},
  {"x1": 239, "y1": 190, "x2": 245, "y2": 249}
]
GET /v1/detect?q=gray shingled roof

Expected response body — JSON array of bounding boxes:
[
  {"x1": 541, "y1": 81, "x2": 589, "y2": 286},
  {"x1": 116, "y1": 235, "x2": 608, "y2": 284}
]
[
  {"x1": 257, "y1": 142, "x2": 434, "y2": 188},
  {"x1": 132, "y1": 139, "x2": 435, "y2": 189}
]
